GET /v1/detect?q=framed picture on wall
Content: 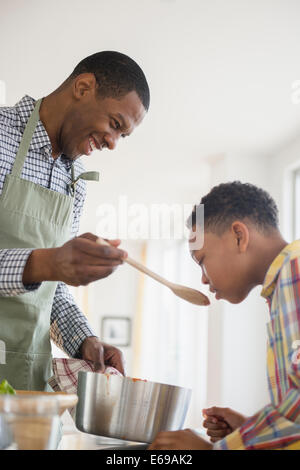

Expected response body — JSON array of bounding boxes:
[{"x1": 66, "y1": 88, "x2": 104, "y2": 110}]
[{"x1": 101, "y1": 316, "x2": 131, "y2": 347}]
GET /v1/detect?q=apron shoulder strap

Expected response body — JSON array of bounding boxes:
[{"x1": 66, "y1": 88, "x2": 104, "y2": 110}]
[{"x1": 11, "y1": 99, "x2": 43, "y2": 178}]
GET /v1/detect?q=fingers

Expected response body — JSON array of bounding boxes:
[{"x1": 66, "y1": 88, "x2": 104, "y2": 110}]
[
  {"x1": 93, "y1": 361, "x2": 105, "y2": 373},
  {"x1": 79, "y1": 232, "x2": 98, "y2": 242},
  {"x1": 93, "y1": 341, "x2": 105, "y2": 373},
  {"x1": 52, "y1": 234, "x2": 127, "y2": 286},
  {"x1": 203, "y1": 418, "x2": 230, "y2": 440},
  {"x1": 203, "y1": 415, "x2": 222, "y2": 425},
  {"x1": 206, "y1": 428, "x2": 229, "y2": 438},
  {"x1": 102, "y1": 343, "x2": 125, "y2": 375},
  {"x1": 83, "y1": 265, "x2": 119, "y2": 281},
  {"x1": 203, "y1": 406, "x2": 227, "y2": 419},
  {"x1": 203, "y1": 411, "x2": 228, "y2": 428},
  {"x1": 104, "y1": 239, "x2": 121, "y2": 247},
  {"x1": 72, "y1": 251, "x2": 124, "y2": 267},
  {"x1": 110, "y1": 357, "x2": 125, "y2": 376},
  {"x1": 92, "y1": 356, "x2": 105, "y2": 372},
  {"x1": 203, "y1": 407, "x2": 230, "y2": 425},
  {"x1": 112, "y1": 360, "x2": 125, "y2": 376},
  {"x1": 202, "y1": 407, "x2": 231, "y2": 442},
  {"x1": 80, "y1": 233, "x2": 121, "y2": 246},
  {"x1": 94, "y1": 361, "x2": 105, "y2": 373},
  {"x1": 203, "y1": 420, "x2": 228, "y2": 430},
  {"x1": 76, "y1": 235, "x2": 127, "y2": 261},
  {"x1": 80, "y1": 337, "x2": 106, "y2": 373},
  {"x1": 67, "y1": 265, "x2": 118, "y2": 286},
  {"x1": 148, "y1": 432, "x2": 180, "y2": 450},
  {"x1": 148, "y1": 429, "x2": 209, "y2": 451}
]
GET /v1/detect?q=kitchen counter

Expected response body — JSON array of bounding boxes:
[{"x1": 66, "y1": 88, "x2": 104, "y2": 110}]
[{"x1": 59, "y1": 411, "x2": 148, "y2": 450}]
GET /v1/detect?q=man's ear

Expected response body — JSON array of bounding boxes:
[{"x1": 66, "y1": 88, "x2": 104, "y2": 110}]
[
  {"x1": 231, "y1": 221, "x2": 249, "y2": 253},
  {"x1": 72, "y1": 73, "x2": 97, "y2": 100}
]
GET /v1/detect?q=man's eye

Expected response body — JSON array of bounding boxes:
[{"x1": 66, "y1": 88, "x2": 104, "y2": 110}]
[{"x1": 113, "y1": 119, "x2": 121, "y2": 130}]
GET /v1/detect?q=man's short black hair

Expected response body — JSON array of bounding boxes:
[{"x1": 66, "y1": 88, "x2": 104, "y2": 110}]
[
  {"x1": 186, "y1": 181, "x2": 279, "y2": 235},
  {"x1": 69, "y1": 51, "x2": 150, "y2": 111}
]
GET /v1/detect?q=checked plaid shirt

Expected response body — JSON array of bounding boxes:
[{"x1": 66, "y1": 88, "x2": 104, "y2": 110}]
[
  {"x1": 214, "y1": 240, "x2": 300, "y2": 450},
  {"x1": 0, "y1": 95, "x2": 96, "y2": 357}
]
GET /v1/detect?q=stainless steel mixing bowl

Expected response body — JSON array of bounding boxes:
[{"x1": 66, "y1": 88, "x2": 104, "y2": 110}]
[{"x1": 75, "y1": 372, "x2": 192, "y2": 443}]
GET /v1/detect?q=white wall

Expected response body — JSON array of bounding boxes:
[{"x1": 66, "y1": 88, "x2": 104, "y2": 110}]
[{"x1": 269, "y1": 134, "x2": 300, "y2": 241}]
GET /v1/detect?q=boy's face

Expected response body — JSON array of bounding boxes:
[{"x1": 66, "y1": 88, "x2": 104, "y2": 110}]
[{"x1": 189, "y1": 223, "x2": 255, "y2": 304}]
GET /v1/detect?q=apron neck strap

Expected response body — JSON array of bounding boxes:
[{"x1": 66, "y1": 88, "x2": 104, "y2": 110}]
[
  {"x1": 11, "y1": 98, "x2": 42, "y2": 178},
  {"x1": 69, "y1": 164, "x2": 100, "y2": 197},
  {"x1": 11, "y1": 98, "x2": 100, "y2": 197}
]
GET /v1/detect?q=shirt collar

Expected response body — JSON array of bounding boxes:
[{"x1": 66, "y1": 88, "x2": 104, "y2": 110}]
[
  {"x1": 16, "y1": 95, "x2": 51, "y2": 150},
  {"x1": 261, "y1": 240, "x2": 300, "y2": 299},
  {"x1": 15, "y1": 95, "x2": 73, "y2": 171}
]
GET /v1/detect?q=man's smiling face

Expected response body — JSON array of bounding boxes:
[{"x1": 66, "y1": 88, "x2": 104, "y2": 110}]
[
  {"x1": 189, "y1": 226, "x2": 255, "y2": 304},
  {"x1": 60, "y1": 75, "x2": 146, "y2": 159}
]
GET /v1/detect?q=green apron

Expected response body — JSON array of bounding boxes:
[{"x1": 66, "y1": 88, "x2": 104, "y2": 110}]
[{"x1": 0, "y1": 98, "x2": 99, "y2": 391}]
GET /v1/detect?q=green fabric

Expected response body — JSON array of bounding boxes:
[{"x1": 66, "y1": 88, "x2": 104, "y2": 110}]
[
  {"x1": 77, "y1": 171, "x2": 99, "y2": 182},
  {"x1": 0, "y1": 99, "x2": 74, "y2": 391},
  {"x1": 69, "y1": 167, "x2": 99, "y2": 197}
]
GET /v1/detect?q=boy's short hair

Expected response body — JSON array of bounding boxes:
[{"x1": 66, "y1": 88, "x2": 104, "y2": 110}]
[{"x1": 186, "y1": 181, "x2": 279, "y2": 235}]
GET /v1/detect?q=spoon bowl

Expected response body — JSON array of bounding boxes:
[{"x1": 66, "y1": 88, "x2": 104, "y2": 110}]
[
  {"x1": 168, "y1": 283, "x2": 210, "y2": 306},
  {"x1": 97, "y1": 238, "x2": 210, "y2": 306}
]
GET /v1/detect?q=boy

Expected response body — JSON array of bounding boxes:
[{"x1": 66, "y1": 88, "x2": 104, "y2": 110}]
[{"x1": 149, "y1": 181, "x2": 300, "y2": 450}]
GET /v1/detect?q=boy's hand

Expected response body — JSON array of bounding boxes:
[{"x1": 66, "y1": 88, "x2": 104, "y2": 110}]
[{"x1": 202, "y1": 407, "x2": 248, "y2": 443}]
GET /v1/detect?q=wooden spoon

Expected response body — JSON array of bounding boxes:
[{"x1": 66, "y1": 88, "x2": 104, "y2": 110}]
[{"x1": 97, "y1": 238, "x2": 210, "y2": 306}]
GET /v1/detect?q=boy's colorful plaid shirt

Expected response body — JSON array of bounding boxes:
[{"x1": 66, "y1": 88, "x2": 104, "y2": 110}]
[{"x1": 214, "y1": 240, "x2": 300, "y2": 450}]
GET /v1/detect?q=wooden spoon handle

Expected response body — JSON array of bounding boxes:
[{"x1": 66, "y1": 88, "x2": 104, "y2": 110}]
[
  {"x1": 125, "y1": 256, "x2": 171, "y2": 288},
  {"x1": 96, "y1": 238, "x2": 171, "y2": 288}
]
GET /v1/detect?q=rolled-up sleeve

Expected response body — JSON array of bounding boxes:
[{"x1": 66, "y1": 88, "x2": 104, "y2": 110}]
[
  {"x1": 0, "y1": 248, "x2": 41, "y2": 296},
  {"x1": 214, "y1": 395, "x2": 300, "y2": 450},
  {"x1": 214, "y1": 257, "x2": 300, "y2": 450}
]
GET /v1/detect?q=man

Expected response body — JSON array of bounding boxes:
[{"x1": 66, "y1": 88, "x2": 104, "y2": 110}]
[
  {"x1": 0, "y1": 51, "x2": 149, "y2": 391},
  {"x1": 149, "y1": 181, "x2": 300, "y2": 450}
]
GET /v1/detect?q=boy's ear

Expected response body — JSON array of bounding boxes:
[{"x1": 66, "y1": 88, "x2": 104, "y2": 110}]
[{"x1": 231, "y1": 221, "x2": 249, "y2": 253}]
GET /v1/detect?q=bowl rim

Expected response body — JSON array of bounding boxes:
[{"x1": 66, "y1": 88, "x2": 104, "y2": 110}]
[{"x1": 78, "y1": 371, "x2": 192, "y2": 392}]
